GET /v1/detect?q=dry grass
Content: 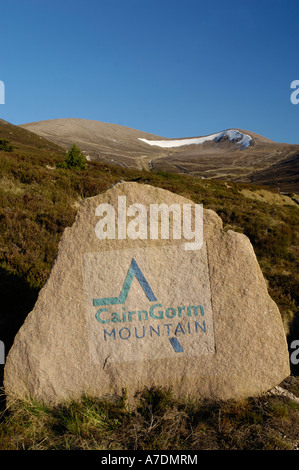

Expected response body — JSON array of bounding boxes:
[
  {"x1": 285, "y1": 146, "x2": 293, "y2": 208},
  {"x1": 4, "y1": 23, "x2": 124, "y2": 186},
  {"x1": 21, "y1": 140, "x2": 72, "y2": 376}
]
[
  {"x1": 240, "y1": 188, "x2": 298, "y2": 206},
  {"x1": 0, "y1": 382, "x2": 298, "y2": 450}
]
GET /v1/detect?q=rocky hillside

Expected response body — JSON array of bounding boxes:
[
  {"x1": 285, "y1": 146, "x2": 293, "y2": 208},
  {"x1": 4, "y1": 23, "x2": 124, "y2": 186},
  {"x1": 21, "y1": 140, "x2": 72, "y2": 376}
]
[{"x1": 20, "y1": 118, "x2": 299, "y2": 191}]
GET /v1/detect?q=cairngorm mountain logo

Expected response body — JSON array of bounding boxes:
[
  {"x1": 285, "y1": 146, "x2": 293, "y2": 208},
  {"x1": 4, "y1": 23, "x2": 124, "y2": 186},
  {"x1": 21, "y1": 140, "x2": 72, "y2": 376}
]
[
  {"x1": 93, "y1": 258, "x2": 157, "y2": 307},
  {"x1": 83, "y1": 245, "x2": 216, "y2": 362},
  {"x1": 92, "y1": 257, "x2": 207, "y2": 353}
]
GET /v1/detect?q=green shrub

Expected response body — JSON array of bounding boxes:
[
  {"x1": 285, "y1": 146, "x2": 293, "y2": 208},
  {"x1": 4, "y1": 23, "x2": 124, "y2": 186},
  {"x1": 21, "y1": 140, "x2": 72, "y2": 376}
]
[
  {"x1": 57, "y1": 144, "x2": 87, "y2": 170},
  {"x1": 0, "y1": 138, "x2": 14, "y2": 152}
]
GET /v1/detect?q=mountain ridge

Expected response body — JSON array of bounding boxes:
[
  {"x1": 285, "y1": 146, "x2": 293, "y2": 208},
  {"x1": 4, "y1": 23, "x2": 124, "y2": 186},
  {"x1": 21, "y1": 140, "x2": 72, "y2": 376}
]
[
  {"x1": 17, "y1": 118, "x2": 299, "y2": 192},
  {"x1": 20, "y1": 118, "x2": 276, "y2": 147}
]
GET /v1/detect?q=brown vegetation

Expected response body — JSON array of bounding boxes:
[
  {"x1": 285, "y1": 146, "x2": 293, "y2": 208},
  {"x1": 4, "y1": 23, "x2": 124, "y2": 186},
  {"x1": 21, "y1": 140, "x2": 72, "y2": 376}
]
[{"x1": 0, "y1": 120, "x2": 298, "y2": 450}]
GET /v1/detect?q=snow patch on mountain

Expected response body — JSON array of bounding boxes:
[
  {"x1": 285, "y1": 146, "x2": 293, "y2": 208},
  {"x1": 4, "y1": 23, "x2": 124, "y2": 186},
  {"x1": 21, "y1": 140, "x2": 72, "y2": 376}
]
[
  {"x1": 216, "y1": 130, "x2": 252, "y2": 149},
  {"x1": 138, "y1": 129, "x2": 252, "y2": 150}
]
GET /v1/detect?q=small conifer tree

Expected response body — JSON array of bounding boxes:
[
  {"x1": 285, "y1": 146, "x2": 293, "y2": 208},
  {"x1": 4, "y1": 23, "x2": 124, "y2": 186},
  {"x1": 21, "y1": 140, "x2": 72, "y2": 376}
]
[{"x1": 57, "y1": 144, "x2": 87, "y2": 170}]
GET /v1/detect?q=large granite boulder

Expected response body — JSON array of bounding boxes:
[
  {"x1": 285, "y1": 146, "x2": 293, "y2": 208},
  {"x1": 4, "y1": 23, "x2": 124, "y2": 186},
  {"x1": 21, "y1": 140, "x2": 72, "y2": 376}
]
[{"x1": 4, "y1": 182, "x2": 290, "y2": 403}]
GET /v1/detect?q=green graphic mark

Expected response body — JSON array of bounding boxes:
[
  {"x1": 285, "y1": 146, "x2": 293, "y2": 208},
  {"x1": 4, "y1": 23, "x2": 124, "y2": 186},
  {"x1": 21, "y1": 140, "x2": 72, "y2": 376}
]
[{"x1": 93, "y1": 258, "x2": 157, "y2": 306}]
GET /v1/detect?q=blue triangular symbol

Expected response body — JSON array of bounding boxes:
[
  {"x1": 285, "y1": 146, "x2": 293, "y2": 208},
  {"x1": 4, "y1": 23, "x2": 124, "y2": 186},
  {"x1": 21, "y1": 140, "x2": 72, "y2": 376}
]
[{"x1": 93, "y1": 258, "x2": 157, "y2": 306}]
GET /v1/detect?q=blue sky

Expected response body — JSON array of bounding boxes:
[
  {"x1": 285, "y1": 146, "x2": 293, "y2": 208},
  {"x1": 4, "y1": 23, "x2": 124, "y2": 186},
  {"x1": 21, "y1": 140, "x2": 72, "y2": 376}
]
[{"x1": 0, "y1": 0, "x2": 298, "y2": 143}]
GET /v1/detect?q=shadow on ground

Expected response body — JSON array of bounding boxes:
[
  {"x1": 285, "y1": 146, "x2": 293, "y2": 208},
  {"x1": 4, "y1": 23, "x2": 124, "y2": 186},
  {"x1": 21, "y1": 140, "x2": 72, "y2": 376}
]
[{"x1": 0, "y1": 267, "x2": 39, "y2": 394}]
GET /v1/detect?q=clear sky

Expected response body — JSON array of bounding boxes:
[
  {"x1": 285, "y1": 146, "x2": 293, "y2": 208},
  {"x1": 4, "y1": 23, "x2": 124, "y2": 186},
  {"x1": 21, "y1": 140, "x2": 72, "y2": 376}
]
[{"x1": 0, "y1": 0, "x2": 298, "y2": 143}]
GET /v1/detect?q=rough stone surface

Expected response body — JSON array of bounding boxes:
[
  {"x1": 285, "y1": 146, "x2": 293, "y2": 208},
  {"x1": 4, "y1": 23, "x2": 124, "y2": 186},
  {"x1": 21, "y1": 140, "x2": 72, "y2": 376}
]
[{"x1": 4, "y1": 182, "x2": 290, "y2": 403}]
